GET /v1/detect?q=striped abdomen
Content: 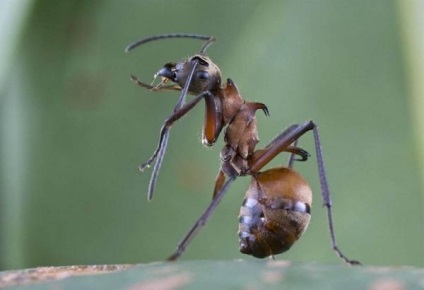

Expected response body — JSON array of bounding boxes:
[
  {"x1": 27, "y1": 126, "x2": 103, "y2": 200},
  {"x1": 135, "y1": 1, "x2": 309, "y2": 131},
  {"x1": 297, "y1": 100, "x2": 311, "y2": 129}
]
[{"x1": 238, "y1": 167, "x2": 312, "y2": 258}]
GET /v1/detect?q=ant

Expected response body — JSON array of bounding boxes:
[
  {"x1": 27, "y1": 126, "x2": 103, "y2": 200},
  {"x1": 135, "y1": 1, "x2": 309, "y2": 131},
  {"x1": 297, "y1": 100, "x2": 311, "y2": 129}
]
[{"x1": 125, "y1": 33, "x2": 361, "y2": 265}]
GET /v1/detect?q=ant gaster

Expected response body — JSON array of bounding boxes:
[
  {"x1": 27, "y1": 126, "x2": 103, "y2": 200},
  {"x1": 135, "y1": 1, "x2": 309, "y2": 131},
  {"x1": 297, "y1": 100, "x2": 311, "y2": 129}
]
[{"x1": 125, "y1": 33, "x2": 360, "y2": 265}]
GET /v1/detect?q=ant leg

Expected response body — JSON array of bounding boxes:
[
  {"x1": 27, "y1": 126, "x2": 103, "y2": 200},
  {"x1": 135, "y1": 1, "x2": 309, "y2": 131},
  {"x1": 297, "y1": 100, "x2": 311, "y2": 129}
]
[
  {"x1": 287, "y1": 140, "x2": 298, "y2": 169},
  {"x1": 148, "y1": 59, "x2": 199, "y2": 200},
  {"x1": 141, "y1": 57, "x2": 202, "y2": 200},
  {"x1": 167, "y1": 176, "x2": 236, "y2": 261},
  {"x1": 212, "y1": 170, "x2": 226, "y2": 199},
  {"x1": 140, "y1": 91, "x2": 212, "y2": 200},
  {"x1": 248, "y1": 121, "x2": 315, "y2": 173},
  {"x1": 311, "y1": 124, "x2": 361, "y2": 265},
  {"x1": 286, "y1": 145, "x2": 310, "y2": 168},
  {"x1": 173, "y1": 58, "x2": 198, "y2": 112}
]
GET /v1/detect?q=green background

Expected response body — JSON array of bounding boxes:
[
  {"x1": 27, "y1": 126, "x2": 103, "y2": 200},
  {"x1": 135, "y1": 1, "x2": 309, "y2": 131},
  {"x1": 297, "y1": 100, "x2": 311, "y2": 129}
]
[{"x1": 1, "y1": 0, "x2": 423, "y2": 270}]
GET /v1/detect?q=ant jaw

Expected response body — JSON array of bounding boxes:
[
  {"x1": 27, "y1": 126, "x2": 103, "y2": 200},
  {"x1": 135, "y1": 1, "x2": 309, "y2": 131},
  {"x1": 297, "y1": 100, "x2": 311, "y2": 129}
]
[
  {"x1": 156, "y1": 67, "x2": 175, "y2": 80},
  {"x1": 155, "y1": 62, "x2": 177, "y2": 82}
]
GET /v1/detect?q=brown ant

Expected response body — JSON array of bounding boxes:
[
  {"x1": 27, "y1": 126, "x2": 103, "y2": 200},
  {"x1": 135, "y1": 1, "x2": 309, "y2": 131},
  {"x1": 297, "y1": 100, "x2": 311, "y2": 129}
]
[{"x1": 125, "y1": 33, "x2": 361, "y2": 265}]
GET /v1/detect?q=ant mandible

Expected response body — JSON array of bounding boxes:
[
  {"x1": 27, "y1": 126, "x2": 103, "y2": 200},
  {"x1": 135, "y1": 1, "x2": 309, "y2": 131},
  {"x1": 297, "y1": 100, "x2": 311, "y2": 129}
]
[{"x1": 125, "y1": 33, "x2": 361, "y2": 265}]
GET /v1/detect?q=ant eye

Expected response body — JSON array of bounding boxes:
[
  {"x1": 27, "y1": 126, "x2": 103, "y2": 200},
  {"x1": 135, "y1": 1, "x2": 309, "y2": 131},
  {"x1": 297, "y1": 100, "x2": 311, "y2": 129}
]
[{"x1": 197, "y1": 70, "x2": 209, "y2": 80}]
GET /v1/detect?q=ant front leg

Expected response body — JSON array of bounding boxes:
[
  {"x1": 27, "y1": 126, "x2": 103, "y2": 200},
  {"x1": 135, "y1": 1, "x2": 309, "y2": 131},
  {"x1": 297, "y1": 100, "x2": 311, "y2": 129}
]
[
  {"x1": 138, "y1": 59, "x2": 202, "y2": 200},
  {"x1": 140, "y1": 90, "x2": 211, "y2": 200},
  {"x1": 248, "y1": 121, "x2": 361, "y2": 265}
]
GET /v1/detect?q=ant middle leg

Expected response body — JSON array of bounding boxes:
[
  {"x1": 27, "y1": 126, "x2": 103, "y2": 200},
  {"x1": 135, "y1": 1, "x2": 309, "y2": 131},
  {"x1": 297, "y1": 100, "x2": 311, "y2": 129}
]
[{"x1": 167, "y1": 175, "x2": 236, "y2": 261}]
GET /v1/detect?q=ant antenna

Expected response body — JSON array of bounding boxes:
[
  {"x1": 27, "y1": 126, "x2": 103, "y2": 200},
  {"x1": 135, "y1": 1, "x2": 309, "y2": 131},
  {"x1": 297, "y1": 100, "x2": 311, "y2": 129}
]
[{"x1": 125, "y1": 33, "x2": 215, "y2": 55}]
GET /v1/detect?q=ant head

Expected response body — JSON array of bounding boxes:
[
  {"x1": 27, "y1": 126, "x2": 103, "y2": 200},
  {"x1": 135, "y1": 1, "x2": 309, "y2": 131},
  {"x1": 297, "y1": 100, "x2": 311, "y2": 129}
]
[
  {"x1": 126, "y1": 33, "x2": 220, "y2": 94},
  {"x1": 155, "y1": 55, "x2": 222, "y2": 94}
]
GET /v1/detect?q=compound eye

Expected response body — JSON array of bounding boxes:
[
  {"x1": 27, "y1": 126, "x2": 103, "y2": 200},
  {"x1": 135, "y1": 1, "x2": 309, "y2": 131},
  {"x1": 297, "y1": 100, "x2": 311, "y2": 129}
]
[{"x1": 197, "y1": 70, "x2": 210, "y2": 80}]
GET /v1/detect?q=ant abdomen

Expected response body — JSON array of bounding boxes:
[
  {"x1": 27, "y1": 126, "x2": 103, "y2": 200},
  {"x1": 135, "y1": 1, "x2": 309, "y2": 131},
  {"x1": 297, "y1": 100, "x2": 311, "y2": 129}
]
[{"x1": 238, "y1": 167, "x2": 312, "y2": 258}]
